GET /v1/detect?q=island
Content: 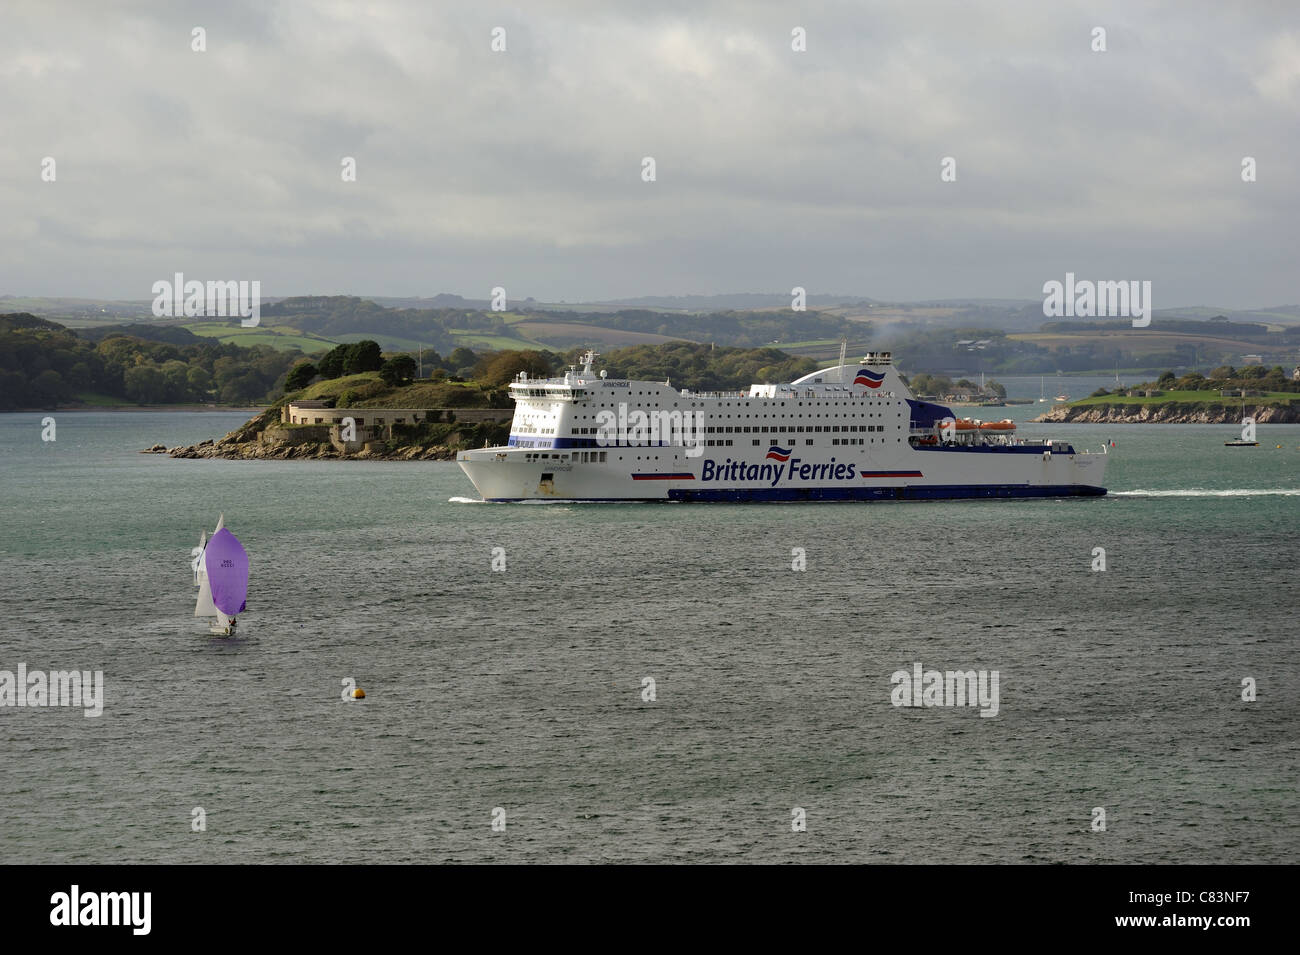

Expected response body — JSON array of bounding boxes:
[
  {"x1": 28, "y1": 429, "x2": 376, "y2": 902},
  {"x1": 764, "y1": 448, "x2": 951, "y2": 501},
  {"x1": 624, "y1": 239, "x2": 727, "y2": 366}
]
[{"x1": 1034, "y1": 366, "x2": 1300, "y2": 423}]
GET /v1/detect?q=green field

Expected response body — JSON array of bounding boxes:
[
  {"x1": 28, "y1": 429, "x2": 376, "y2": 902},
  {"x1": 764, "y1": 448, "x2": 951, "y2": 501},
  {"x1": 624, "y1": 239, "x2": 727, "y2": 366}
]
[
  {"x1": 329, "y1": 332, "x2": 435, "y2": 353},
  {"x1": 297, "y1": 373, "x2": 384, "y2": 400},
  {"x1": 1071, "y1": 390, "x2": 1297, "y2": 406},
  {"x1": 778, "y1": 339, "x2": 841, "y2": 349},
  {"x1": 181, "y1": 323, "x2": 335, "y2": 353},
  {"x1": 448, "y1": 330, "x2": 540, "y2": 350}
]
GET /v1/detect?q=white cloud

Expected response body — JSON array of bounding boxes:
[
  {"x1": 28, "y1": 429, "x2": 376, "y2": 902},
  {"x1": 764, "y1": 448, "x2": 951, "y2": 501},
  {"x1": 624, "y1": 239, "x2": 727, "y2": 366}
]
[{"x1": 0, "y1": 0, "x2": 1295, "y2": 304}]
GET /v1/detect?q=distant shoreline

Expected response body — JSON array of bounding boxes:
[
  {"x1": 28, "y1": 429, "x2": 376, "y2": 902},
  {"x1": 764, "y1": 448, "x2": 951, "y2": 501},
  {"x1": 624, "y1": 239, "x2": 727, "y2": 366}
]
[
  {"x1": 2, "y1": 405, "x2": 265, "y2": 414},
  {"x1": 1034, "y1": 403, "x2": 1300, "y2": 424}
]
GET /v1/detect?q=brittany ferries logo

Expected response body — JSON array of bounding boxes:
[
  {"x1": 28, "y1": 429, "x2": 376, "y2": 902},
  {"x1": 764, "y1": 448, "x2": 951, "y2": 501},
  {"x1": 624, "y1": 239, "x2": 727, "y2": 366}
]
[
  {"x1": 853, "y1": 369, "x2": 885, "y2": 388},
  {"x1": 702, "y1": 455, "x2": 856, "y2": 487}
]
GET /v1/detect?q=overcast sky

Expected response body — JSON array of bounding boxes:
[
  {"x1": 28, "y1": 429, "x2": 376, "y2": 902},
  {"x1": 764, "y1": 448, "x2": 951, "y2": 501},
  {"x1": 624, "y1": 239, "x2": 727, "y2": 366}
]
[{"x1": 2, "y1": 1, "x2": 1296, "y2": 307}]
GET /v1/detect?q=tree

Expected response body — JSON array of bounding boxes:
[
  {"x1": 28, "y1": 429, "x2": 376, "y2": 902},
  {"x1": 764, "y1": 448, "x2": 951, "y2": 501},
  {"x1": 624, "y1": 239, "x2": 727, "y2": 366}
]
[
  {"x1": 67, "y1": 361, "x2": 93, "y2": 391},
  {"x1": 379, "y1": 354, "x2": 417, "y2": 386},
  {"x1": 161, "y1": 360, "x2": 192, "y2": 401},
  {"x1": 29, "y1": 369, "x2": 66, "y2": 407},
  {"x1": 0, "y1": 369, "x2": 25, "y2": 409},
  {"x1": 909, "y1": 373, "x2": 954, "y2": 397},
  {"x1": 187, "y1": 366, "x2": 213, "y2": 398},
  {"x1": 318, "y1": 344, "x2": 349, "y2": 379},
  {"x1": 446, "y1": 347, "x2": 477, "y2": 373},
  {"x1": 285, "y1": 362, "x2": 317, "y2": 391},
  {"x1": 123, "y1": 364, "x2": 167, "y2": 403},
  {"x1": 474, "y1": 350, "x2": 554, "y2": 387},
  {"x1": 343, "y1": 340, "x2": 383, "y2": 375},
  {"x1": 218, "y1": 370, "x2": 264, "y2": 405},
  {"x1": 1157, "y1": 370, "x2": 1176, "y2": 386}
]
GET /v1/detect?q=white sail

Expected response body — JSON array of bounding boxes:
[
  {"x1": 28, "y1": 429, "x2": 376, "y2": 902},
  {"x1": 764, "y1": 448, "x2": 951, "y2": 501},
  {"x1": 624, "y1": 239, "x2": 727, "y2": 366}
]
[
  {"x1": 194, "y1": 516, "x2": 221, "y2": 616},
  {"x1": 192, "y1": 530, "x2": 207, "y2": 587},
  {"x1": 194, "y1": 569, "x2": 217, "y2": 617}
]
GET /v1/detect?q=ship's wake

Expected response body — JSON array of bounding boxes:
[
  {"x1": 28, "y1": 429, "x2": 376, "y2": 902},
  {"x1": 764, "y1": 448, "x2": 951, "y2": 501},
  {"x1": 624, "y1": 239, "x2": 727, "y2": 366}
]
[{"x1": 1113, "y1": 488, "x2": 1300, "y2": 497}]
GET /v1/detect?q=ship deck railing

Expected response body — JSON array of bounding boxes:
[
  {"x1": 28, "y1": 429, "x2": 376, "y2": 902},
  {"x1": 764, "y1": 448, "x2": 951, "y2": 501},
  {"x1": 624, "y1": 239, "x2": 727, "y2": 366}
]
[{"x1": 682, "y1": 389, "x2": 899, "y2": 400}]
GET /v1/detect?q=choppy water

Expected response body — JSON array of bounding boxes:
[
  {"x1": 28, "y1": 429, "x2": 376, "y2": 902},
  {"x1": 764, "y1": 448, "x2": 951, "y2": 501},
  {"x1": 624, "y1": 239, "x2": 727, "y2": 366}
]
[{"x1": 1, "y1": 410, "x2": 1297, "y2": 863}]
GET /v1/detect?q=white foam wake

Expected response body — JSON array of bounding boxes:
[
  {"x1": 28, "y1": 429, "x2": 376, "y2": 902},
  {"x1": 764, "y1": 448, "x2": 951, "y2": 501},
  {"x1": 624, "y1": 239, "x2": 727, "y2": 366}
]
[{"x1": 1112, "y1": 488, "x2": 1300, "y2": 497}]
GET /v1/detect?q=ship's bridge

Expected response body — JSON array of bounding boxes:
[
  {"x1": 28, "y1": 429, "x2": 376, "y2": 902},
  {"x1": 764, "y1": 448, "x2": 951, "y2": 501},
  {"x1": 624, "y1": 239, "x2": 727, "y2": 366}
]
[
  {"x1": 508, "y1": 377, "x2": 593, "y2": 401},
  {"x1": 507, "y1": 349, "x2": 608, "y2": 401}
]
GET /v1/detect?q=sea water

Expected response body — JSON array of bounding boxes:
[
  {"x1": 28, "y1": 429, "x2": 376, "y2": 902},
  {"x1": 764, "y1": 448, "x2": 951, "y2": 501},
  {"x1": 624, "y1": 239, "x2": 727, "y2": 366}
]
[{"x1": 1, "y1": 411, "x2": 1296, "y2": 862}]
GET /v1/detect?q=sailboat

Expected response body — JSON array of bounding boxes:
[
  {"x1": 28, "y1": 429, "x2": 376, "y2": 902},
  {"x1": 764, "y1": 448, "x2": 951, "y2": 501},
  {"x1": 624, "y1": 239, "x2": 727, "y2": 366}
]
[
  {"x1": 1225, "y1": 395, "x2": 1259, "y2": 447},
  {"x1": 191, "y1": 529, "x2": 207, "y2": 587},
  {"x1": 194, "y1": 515, "x2": 249, "y2": 635},
  {"x1": 1037, "y1": 377, "x2": 1049, "y2": 402}
]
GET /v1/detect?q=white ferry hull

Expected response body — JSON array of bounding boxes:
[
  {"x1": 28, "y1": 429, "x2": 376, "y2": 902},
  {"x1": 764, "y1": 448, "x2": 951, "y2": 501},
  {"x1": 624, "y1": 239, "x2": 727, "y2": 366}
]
[
  {"x1": 457, "y1": 353, "x2": 1108, "y2": 502},
  {"x1": 458, "y1": 445, "x2": 1106, "y2": 502}
]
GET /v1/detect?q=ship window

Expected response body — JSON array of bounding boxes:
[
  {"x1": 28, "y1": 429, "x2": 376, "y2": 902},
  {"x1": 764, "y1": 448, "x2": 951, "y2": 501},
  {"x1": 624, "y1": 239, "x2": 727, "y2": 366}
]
[
  {"x1": 753, "y1": 439, "x2": 760, "y2": 446},
  {"x1": 805, "y1": 439, "x2": 813, "y2": 445}
]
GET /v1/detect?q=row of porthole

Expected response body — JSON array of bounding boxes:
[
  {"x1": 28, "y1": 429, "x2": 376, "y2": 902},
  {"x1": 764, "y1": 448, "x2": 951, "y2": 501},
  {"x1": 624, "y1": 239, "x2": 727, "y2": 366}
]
[
  {"x1": 567, "y1": 412, "x2": 897, "y2": 420},
  {"x1": 564, "y1": 399, "x2": 900, "y2": 410}
]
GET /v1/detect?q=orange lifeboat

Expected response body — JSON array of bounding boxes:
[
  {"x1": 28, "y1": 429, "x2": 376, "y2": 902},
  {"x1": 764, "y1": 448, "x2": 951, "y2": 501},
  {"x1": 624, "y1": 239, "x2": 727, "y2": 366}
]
[
  {"x1": 978, "y1": 419, "x2": 1016, "y2": 431},
  {"x1": 953, "y1": 418, "x2": 978, "y2": 431}
]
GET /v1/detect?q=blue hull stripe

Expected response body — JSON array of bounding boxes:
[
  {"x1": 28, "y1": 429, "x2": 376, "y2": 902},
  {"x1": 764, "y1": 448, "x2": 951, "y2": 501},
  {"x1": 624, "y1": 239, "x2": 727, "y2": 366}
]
[
  {"x1": 483, "y1": 484, "x2": 1106, "y2": 503},
  {"x1": 667, "y1": 484, "x2": 1106, "y2": 502},
  {"x1": 912, "y1": 444, "x2": 1077, "y2": 455}
]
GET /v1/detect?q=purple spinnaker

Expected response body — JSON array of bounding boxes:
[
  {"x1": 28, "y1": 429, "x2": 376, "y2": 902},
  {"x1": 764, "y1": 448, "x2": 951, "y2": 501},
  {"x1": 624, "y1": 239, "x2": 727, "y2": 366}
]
[{"x1": 203, "y1": 528, "x2": 248, "y2": 615}]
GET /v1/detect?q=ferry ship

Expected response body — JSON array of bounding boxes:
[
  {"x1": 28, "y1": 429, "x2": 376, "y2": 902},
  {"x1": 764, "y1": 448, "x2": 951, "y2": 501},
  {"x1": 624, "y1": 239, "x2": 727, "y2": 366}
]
[{"x1": 457, "y1": 351, "x2": 1108, "y2": 502}]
